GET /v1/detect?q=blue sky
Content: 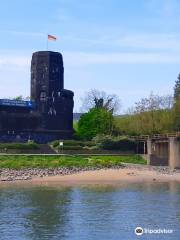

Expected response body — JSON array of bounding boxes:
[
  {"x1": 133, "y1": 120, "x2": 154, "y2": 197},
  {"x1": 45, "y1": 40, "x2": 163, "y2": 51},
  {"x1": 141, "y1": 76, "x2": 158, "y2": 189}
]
[{"x1": 0, "y1": 0, "x2": 180, "y2": 112}]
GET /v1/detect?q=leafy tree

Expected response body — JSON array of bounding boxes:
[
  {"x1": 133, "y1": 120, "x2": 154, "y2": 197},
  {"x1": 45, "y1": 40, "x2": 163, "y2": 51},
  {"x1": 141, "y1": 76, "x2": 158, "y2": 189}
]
[
  {"x1": 173, "y1": 100, "x2": 180, "y2": 131},
  {"x1": 115, "y1": 93, "x2": 174, "y2": 135},
  {"x1": 12, "y1": 96, "x2": 30, "y2": 101},
  {"x1": 77, "y1": 108, "x2": 114, "y2": 140},
  {"x1": 173, "y1": 74, "x2": 180, "y2": 130},
  {"x1": 174, "y1": 74, "x2": 180, "y2": 100},
  {"x1": 13, "y1": 95, "x2": 23, "y2": 100},
  {"x1": 80, "y1": 89, "x2": 121, "y2": 114}
]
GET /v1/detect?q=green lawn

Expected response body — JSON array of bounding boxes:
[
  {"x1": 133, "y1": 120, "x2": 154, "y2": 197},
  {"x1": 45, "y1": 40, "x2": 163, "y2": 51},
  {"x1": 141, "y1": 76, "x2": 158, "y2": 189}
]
[{"x1": 0, "y1": 155, "x2": 146, "y2": 169}]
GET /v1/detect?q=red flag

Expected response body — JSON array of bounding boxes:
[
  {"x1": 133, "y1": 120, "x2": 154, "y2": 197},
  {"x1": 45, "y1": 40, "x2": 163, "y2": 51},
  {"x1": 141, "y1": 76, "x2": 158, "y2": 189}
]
[{"x1": 48, "y1": 34, "x2": 57, "y2": 41}]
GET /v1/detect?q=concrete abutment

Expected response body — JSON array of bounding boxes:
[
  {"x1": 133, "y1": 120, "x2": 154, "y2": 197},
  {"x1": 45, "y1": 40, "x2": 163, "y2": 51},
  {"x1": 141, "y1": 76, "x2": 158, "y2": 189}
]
[{"x1": 146, "y1": 137, "x2": 180, "y2": 169}]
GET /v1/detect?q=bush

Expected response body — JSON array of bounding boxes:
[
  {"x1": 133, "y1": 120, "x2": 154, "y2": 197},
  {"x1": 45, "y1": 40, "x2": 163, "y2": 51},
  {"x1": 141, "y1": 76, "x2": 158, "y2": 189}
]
[
  {"x1": 77, "y1": 108, "x2": 114, "y2": 140},
  {"x1": 101, "y1": 139, "x2": 136, "y2": 151},
  {"x1": 92, "y1": 134, "x2": 112, "y2": 144},
  {"x1": 0, "y1": 142, "x2": 39, "y2": 150},
  {"x1": 82, "y1": 145, "x2": 99, "y2": 150},
  {"x1": 58, "y1": 145, "x2": 83, "y2": 150},
  {"x1": 83, "y1": 141, "x2": 95, "y2": 147},
  {"x1": 51, "y1": 140, "x2": 95, "y2": 148},
  {"x1": 93, "y1": 135, "x2": 136, "y2": 151}
]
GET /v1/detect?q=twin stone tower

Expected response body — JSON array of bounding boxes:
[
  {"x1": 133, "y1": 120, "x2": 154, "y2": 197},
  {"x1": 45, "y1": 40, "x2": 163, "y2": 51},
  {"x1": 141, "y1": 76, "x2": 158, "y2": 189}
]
[
  {"x1": 31, "y1": 51, "x2": 74, "y2": 133},
  {"x1": 0, "y1": 51, "x2": 74, "y2": 143}
]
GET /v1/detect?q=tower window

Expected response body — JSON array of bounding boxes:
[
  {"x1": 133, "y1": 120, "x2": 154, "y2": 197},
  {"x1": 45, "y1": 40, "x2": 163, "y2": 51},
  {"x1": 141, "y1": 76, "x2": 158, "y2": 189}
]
[{"x1": 40, "y1": 92, "x2": 46, "y2": 101}]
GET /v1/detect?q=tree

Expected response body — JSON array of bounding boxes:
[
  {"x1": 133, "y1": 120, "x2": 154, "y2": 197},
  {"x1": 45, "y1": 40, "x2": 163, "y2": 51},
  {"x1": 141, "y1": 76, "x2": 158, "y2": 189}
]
[
  {"x1": 173, "y1": 74, "x2": 180, "y2": 130},
  {"x1": 115, "y1": 93, "x2": 174, "y2": 135},
  {"x1": 12, "y1": 96, "x2": 30, "y2": 101},
  {"x1": 13, "y1": 95, "x2": 23, "y2": 100},
  {"x1": 174, "y1": 74, "x2": 180, "y2": 100},
  {"x1": 77, "y1": 108, "x2": 114, "y2": 140},
  {"x1": 134, "y1": 92, "x2": 173, "y2": 113},
  {"x1": 133, "y1": 92, "x2": 174, "y2": 134},
  {"x1": 80, "y1": 89, "x2": 121, "y2": 114}
]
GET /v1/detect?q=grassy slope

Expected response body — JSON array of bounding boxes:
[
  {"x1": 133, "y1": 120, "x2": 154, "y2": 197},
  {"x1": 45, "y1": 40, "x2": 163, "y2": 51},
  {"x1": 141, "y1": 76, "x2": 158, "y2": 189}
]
[{"x1": 0, "y1": 155, "x2": 146, "y2": 169}]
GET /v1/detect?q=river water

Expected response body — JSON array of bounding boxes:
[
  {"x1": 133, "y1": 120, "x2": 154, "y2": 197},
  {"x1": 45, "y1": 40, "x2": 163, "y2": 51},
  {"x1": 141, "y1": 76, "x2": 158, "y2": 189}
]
[{"x1": 0, "y1": 182, "x2": 179, "y2": 240}]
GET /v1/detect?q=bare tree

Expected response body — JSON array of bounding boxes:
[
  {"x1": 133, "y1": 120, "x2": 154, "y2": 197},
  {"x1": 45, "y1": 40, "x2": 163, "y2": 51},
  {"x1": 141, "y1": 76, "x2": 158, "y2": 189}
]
[
  {"x1": 134, "y1": 92, "x2": 174, "y2": 133},
  {"x1": 80, "y1": 89, "x2": 121, "y2": 114},
  {"x1": 135, "y1": 92, "x2": 173, "y2": 113}
]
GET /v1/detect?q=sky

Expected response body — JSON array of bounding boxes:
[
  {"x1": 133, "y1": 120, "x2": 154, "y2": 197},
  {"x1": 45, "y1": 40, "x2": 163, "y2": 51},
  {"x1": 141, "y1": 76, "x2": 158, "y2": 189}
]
[{"x1": 0, "y1": 0, "x2": 180, "y2": 112}]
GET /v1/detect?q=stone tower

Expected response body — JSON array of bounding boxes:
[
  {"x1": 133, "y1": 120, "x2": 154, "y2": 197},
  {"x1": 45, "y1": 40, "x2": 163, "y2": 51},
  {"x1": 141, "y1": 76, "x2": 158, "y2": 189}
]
[{"x1": 31, "y1": 51, "x2": 74, "y2": 132}]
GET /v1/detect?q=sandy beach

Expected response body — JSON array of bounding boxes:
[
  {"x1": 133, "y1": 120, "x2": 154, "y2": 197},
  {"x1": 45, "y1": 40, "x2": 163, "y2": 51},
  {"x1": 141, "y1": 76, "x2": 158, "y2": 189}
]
[
  {"x1": 1, "y1": 166, "x2": 179, "y2": 187},
  {"x1": 31, "y1": 168, "x2": 180, "y2": 185},
  {"x1": 0, "y1": 164, "x2": 180, "y2": 186}
]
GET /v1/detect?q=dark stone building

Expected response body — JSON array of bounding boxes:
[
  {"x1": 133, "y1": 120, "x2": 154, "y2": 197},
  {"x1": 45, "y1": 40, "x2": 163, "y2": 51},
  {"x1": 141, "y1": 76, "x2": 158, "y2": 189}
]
[{"x1": 0, "y1": 51, "x2": 74, "y2": 143}]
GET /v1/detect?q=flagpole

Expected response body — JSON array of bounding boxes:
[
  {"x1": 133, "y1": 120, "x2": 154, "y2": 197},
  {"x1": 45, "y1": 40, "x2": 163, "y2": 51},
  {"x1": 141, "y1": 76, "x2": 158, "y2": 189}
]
[{"x1": 46, "y1": 34, "x2": 57, "y2": 50}]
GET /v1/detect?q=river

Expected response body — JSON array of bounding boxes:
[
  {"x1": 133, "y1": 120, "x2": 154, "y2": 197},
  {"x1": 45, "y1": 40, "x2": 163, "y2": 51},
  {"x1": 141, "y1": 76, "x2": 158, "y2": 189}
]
[{"x1": 0, "y1": 182, "x2": 179, "y2": 240}]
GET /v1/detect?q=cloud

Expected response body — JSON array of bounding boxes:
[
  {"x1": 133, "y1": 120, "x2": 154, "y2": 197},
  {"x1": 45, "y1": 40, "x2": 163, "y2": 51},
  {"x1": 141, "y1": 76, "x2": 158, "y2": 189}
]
[
  {"x1": 0, "y1": 54, "x2": 30, "y2": 68},
  {"x1": 64, "y1": 51, "x2": 180, "y2": 65},
  {"x1": 0, "y1": 30, "x2": 45, "y2": 38},
  {"x1": 1, "y1": 49, "x2": 180, "y2": 70},
  {"x1": 62, "y1": 32, "x2": 180, "y2": 52},
  {"x1": 116, "y1": 33, "x2": 180, "y2": 51}
]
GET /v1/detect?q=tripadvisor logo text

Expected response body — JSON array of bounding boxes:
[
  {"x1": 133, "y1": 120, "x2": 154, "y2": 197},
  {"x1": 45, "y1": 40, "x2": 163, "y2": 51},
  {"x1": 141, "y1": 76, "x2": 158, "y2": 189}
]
[{"x1": 135, "y1": 226, "x2": 173, "y2": 236}]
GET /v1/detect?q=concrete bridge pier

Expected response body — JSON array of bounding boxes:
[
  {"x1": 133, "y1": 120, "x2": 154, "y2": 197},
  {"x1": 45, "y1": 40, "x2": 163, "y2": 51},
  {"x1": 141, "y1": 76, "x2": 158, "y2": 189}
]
[
  {"x1": 146, "y1": 137, "x2": 180, "y2": 169},
  {"x1": 169, "y1": 137, "x2": 180, "y2": 169},
  {"x1": 146, "y1": 139, "x2": 152, "y2": 165},
  {"x1": 147, "y1": 139, "x2": 169, "y2": 166}
]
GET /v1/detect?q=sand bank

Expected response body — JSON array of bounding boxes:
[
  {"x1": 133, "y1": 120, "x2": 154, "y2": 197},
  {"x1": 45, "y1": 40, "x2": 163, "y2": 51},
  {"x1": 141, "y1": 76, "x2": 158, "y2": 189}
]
[
  {"x1": 31, "y1": 168, "x2": 180, "y2": 185},
  {"x1": 1, "y1": 165, "x2": 180, "y2": 186}
]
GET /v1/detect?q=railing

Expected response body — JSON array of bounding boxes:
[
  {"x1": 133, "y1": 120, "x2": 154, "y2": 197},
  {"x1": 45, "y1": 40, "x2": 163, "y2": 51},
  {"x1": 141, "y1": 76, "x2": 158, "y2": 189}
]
[{"x1": 130, "y1": 132, "x2": 180, "y2": 141}]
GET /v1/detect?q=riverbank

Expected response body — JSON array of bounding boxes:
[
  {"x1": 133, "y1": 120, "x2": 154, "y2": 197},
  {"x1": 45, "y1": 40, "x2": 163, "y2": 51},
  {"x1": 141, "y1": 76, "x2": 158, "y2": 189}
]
[
  {"x1": 37, "y1": 167, "x2": 180, "y2": 185},
  {"x1": 0, "y1": 164, "x2": 180, "y2": 184}
]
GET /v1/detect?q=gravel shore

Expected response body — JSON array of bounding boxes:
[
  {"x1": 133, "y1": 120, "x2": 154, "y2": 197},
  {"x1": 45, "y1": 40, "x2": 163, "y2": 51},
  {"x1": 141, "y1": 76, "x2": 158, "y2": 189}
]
[
  {"x1": 0, "y1": 164, "x2": 180, "y2": 182},
  {"x1": 0, "y1": 166, "x2": 125, "y2": 182}
]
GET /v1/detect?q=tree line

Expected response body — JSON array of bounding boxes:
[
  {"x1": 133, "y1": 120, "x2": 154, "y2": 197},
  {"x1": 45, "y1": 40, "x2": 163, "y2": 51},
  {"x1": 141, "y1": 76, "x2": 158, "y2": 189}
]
[{"x1": 77, "y1": 75, "x2": 180, "y2": 139}]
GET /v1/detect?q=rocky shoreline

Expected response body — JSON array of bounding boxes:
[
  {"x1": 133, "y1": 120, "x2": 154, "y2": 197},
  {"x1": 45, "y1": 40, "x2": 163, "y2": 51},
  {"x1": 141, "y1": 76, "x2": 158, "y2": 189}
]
[
  {"x1": 0, "y1": 166, "x2": 123, "y2": 182},
  {"x1": 0, "y1": 164, "x2": 180, "y2": 182}
]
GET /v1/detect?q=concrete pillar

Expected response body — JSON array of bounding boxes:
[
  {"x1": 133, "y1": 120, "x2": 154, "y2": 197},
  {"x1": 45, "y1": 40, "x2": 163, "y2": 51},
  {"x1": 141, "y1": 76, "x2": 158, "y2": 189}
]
[
  {"x1": 169, "y1": 138, "x2": 180, "y2": 169},
  {"x1": 147, "y1": 139, "x2": 152, "y2": 155},
  {"x1": 146, "y1": 139, "x2": 152, "y2": 165}
]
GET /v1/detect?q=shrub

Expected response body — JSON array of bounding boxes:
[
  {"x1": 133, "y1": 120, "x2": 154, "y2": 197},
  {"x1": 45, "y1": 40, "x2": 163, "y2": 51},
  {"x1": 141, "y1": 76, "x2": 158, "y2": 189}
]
[
  {"x1": 58, "y1": 145, "x2": 83, "y2": 150},
  {"x1": 100, "y1": 139, "x2": 136, "y2": 151},
  {"x1": 0, "y1": 142, "x2": 39, "y2": 150},
  {"x1": 51, "y1": 140, "x2": 95, "y2": 148},
  {"x1": 77, "y1": 108, "x2": 114, "y2": 140},
  {"x1": 82, "y1": 145, "x2": 99, "y2": 150},
  {"x1": 92, "y1": 134, "x2": 112, "y2": 144},
  {"x1": 92, "y1": 135, "x2": 136, "y2": 151}
]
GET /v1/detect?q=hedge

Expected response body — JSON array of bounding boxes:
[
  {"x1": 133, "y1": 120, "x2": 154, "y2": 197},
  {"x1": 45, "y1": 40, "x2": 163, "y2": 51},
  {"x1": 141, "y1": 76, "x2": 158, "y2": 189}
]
[
  {"x1": 100, "y1": 139, "x2": 136, "y2": 151},
  {"x1": 52, "y1": 140, "x2": 95, "y2": 148},
  {"x1": 57, "y1": 145, "x2": 83, "y2": 150},
  {"x1": 0, "y1": 142, "x2": 39, "y2": 150}
]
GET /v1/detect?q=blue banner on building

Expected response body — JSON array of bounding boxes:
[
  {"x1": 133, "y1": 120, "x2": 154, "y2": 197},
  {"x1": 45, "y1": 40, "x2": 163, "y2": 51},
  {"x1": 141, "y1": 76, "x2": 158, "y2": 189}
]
[{"x1": 0, "y1": 99, "x2": 34, "y2": 108}]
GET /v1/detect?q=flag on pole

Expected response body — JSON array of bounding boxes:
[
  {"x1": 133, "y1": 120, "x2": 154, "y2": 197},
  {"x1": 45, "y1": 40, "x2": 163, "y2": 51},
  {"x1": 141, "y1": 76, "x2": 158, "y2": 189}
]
[{"x1": 48, "y1": 34, "x2": 57, "y2": 41}]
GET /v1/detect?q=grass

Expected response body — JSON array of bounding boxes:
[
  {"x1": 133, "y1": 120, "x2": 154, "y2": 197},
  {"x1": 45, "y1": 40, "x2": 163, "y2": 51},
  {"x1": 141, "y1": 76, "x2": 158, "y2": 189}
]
[{"x1": 0, "y1": 155, "x2": 146, "y2": 169}]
